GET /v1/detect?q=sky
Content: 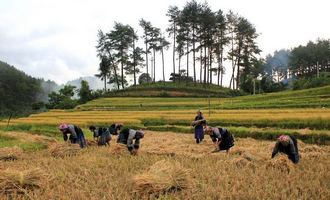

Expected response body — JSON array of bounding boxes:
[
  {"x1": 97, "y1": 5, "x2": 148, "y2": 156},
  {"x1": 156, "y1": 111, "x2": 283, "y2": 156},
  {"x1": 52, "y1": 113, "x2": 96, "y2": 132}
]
[{"x1": 0, "y1": 0, "x2": 329, "y2": 85}]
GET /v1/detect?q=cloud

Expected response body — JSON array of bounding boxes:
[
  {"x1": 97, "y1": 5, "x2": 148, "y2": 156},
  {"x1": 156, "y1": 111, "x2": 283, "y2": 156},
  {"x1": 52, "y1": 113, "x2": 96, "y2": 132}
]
[{"x1": 0, "y1": 0, "x2": 329, "y2": 85}]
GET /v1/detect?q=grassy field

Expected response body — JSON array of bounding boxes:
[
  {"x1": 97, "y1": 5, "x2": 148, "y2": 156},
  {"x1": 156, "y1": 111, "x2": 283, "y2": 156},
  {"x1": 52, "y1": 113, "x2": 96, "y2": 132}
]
[{"x1": 0, "y1": 131, "x2": 329, "y2": 199}]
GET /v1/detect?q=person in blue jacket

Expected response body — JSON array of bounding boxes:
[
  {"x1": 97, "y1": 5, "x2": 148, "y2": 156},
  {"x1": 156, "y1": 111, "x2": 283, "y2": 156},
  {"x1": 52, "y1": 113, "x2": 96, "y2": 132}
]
[{"x1": 192, "y1": 110, "x2": 206, "y2": 144}]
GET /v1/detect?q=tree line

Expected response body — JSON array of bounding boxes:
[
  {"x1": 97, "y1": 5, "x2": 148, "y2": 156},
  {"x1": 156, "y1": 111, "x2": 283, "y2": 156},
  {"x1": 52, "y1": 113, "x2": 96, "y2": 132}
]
[
  {"x1": 263, "y1": 39, "x2": 330, "y2": 90},
  {"x1": 96, "y1": 0, "x2": 260, "y2": 90}
]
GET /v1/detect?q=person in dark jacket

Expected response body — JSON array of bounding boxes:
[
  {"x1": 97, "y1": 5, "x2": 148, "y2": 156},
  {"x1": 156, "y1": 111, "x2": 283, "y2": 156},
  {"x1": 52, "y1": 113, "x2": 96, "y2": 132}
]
[
  {"x1": 59, "y1": 123, "x2": 86, "y2": 148},
  {"x1": 204, "y1": 125, "x2": 234, "y2": 154},
  {"x1": 89, "y1": 125, "x2": 100, "y2": 141},
  {"x1": 109, "y1": 123, "x2": 123, "y2": 135},
  {"x1": 271, "y1": 135, "x2": 299, "y2": 164},
  {"x1": 192, "y1": 110, "x2": 206, "y2": 144},
  {"x1": 117, "y1": 128, "x2": 144, "y2": 155},
  {"x1": 89, "y1": 126, "x2": 111, "y2": 146}
]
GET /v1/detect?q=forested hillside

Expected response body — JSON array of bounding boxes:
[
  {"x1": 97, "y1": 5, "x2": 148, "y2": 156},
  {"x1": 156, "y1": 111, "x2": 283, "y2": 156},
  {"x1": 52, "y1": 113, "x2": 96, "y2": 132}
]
[{"x1": 0, "y1": 61, "x2": 42, "y2": 116}]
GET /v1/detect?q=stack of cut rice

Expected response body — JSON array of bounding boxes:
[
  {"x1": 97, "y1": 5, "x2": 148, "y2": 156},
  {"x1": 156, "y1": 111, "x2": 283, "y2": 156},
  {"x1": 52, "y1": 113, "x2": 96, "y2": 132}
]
[
  {"x1": 0, "y1": 168, "x2": 47, "y2": 194},
  {"x1": 49, "y1": 143, "x2": 81, "y2": 158},
  {"x1": 266, "y1": 155, "x2": 294, "y2": 173},
  {"x1": 133, "y1": 160, "x2": 192, "y2": 196},
  {"x1": 109, "y1": 143, "x2": 127, "y2": 155}
]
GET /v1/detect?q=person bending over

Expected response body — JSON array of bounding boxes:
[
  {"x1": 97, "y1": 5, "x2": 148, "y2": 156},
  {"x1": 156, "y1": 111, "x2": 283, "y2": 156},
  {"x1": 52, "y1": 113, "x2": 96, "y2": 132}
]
[
  {"x1": 59, "y1": 123, "x2": 86, "y2": 148},
  {"x1": 271, "y1": 135, "x2": 299, "y2": 164},
  {"x1": 89, "y1": 126, "x2": 111, "y2": 146},
  {"x1": 117, "y1": 128, "x2": 144, "y2": 155},
  {"x1": 204, "y1": 126, "x2": 234, "y2": 154}
]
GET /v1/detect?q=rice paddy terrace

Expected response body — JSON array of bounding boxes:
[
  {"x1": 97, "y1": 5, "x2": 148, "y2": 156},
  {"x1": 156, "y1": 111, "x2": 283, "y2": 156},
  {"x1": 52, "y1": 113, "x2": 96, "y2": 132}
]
[
  {"x1": 0, "y1": 86, "x2": 330, "y2": 199},
  {"x1": 1, "y1": 85, "x2": 330, "y2": 144}
]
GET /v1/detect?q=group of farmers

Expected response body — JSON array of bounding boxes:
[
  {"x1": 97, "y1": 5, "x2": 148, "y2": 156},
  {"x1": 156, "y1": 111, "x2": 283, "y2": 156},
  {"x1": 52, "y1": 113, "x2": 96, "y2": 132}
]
[
  {"x1": 58, "y1": 110, "x2": 300, "y2": 163},
  {"x1": 192, "y1": 110, "x2": 299, "y2": 164},
  {"x1": 58, "y1": 123, "x2": 144, "y2": 155}
]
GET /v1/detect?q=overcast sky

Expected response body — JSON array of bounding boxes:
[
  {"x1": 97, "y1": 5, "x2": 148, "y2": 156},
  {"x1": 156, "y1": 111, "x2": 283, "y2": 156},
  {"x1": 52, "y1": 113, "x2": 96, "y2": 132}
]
[{"x1": 0, "y1": 0, "x2": 329, "y2": 85}]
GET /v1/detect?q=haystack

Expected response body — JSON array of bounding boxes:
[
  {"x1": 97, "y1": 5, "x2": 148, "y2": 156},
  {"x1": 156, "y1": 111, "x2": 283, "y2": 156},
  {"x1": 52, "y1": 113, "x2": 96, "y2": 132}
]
[
  {"x1": 0, "y1": 147, "x2": 23, "y2": 161},
  {"x1": 133, "y1": 160, "x2": 192, "y2": 196},
  {"x1": 0, "y1": 168, "x2": 46, "y2": 194},
  {"x1": 266, "y1": 155, "x2": 294, "y2": 173},
  {"x1": 49, "y1": 143, "x2": 81, "y2": 158}
]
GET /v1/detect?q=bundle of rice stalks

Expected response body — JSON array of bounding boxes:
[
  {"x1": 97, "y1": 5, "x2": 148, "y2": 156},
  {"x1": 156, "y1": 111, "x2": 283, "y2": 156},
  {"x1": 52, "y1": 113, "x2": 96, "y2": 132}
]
[
  {"x1": 133, "y1": 160, "x2": 192, "y2": 196},
  {"x1": 109, "y1": 143, "x2": 127, "y2": 155},
  {"x1": 266, "y1": 155, "x2": 294, "y2": 173},
  {"x1": 0, "y1": 147, "x2": 23, "y2": 161},
  {"x1": 49, "y1": 143, "x2": 81, "y2": 158},
  {"x1": 0, "y1": 168, "x2": 47, "y2": 194},
  {"x1": 86, "y1": 139, "x2": 98, "y2": 147}
]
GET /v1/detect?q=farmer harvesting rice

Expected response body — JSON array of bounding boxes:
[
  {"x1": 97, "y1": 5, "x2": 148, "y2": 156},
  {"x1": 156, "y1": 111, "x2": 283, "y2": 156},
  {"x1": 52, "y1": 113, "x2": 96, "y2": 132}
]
[
  {"x1": 204, "y1": 125, "x2": 234, "y2": 154},
  {"x1": 271, "y1": 135, "x2": 299, "y2": 164},
  {"x1": 191, "y1": 110, "x2": 206, "y2": 144},
  {"x1": 89, "y1": 126, "x2": 111, "y2": 146},
  {"x1": 117, "y1": 128, "x2": 144, "y2": 155},
  {"x1": 109, "y1": 123, "x2": 123, "y2": 135},
  {"x1": 59, "y1": 123, "x2": 86, "y2": 148},
  {"x1": 89, "y1": 125, "x2": 100, "y2": 141}
]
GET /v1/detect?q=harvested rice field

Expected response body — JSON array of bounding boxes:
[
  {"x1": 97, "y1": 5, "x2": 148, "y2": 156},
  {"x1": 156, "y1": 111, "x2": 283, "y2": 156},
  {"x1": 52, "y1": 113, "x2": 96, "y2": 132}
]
[{"x1": 0, "y1": 131, "x2": 329, "y2": 199}]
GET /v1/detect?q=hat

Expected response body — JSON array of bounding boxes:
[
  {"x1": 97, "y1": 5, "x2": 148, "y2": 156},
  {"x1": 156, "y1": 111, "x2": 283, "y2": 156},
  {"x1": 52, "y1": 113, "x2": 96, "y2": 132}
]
[
  {"x1": 59, "y1": 123, "x2": 68, "y2": 130},
  {"x1": 278, "y1": 135, "x2": 290, "y2": 145},
  {"x1": 136, "y1": 130, "x2": 144, "y2": 138},
  {"x1": 278, "y1": 135, "x2": 289, "y2": 142}
]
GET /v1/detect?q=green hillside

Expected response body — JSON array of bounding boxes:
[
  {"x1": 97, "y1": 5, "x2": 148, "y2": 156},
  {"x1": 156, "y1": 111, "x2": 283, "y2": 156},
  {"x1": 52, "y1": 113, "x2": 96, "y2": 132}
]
[
  {"x1": 0, "y1": 61, "x2": 42, "y2": 116},
  {"x1": 105, "y1": 82, "x2": 243, "y2": 97},
  {"x1": 78, "y1": 85, "x2": 330, "y2": 110}
]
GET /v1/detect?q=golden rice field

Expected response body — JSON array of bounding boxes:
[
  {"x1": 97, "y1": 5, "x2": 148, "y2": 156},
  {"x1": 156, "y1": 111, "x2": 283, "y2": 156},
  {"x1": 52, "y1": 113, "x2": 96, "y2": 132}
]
[
  {"x1": 0, "y1": 131, "x2": 329, "y2": 199},
  {"x1": 2, "y1": 108, "x2": 330, "y2": 127}
]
